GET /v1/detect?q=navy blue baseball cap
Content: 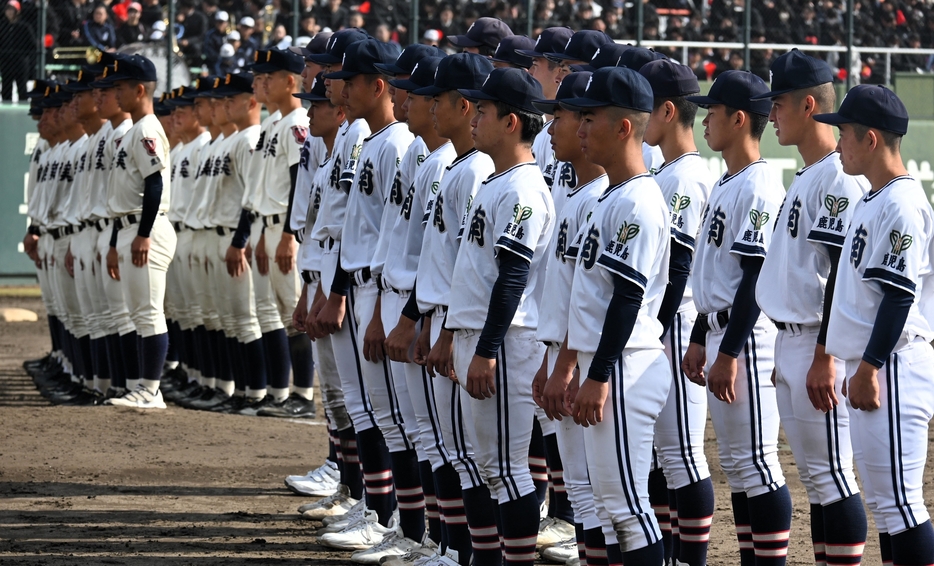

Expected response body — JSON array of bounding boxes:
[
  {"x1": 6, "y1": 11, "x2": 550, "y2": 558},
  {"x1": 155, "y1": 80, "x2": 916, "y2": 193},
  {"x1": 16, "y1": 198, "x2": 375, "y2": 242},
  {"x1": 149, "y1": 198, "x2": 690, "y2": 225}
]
[
  {"x1": 251, "y1": 48, "x2": 305, "y2": 74},
  {"x1": 29, "y1": 104, "x2": 42, "y2": 116},
  {"x1": 290, "y1": 30, "x2": 333, "y2": 61},
  {"x1": 247, "y1": 49, "x2": 268, "y2": 71},
  {"x1": 324, "y1": 39, "x2": 402, "y2": 79},
  {"x1": 390, "y1": 56, "x2": 443, "y2": 91},
  {"x1": 532, "y1": 71, "x2": 592, "y2": 114},
  {"x1": 560, "y1": 66, "x2": 654, "y2": 113},
  {"x1": 619, "y1": 46, "x2": 667, "y2": 71},
  {"x1": 26, "y1": 79, "x2": 55, "y2": 99},
  {"x1": 293, "y1": 71, "x2": 330, "y2": 102},
  {"x1": 375, "y1": 43, "x2": 445, "y2": 76},
  {"x1": 105, "y1": 54, "x2": 158, "y2": 83},
  {"x1": 39, "y1": 83, "x2": 62, "y2": 108},
  {"x1": 155, "y1": 94, "x2": 171, "y2": 116},
  {"x1": 515, "y1": 27, "x2": 574, "y2": 58},
  {"x1": 84, "y1": 51, "x2": 124, "y2": 75},
  {"x1": 750, "y1": 48, "x2": 835, "y2": 100},
  {"x1": 570, "y1": 42, "x2": 632, "y2": 72},
  {"x1": 639, "y1": 59, "x2": 699, "y2": 98},
  {"x1": 412, "y1": 52, "x2": 493, "y2": 96},
  {"x1": 193, "y1": 75, "x2": 221, "y2": 97},
  {"x1": 164, "y1": 87, "x2": 190, "y2": 107},
  {"x1": 813, "y1": 84, "x2": 908, "y2": 135},
  {"x1": 545, "y1": 30, "x2": 612, "y2": 63},
  {"x1": 686, "y1": 70, "x2": 771, "y2": 116},
  {"x1": 449, "y1": 17, "x2": 513, "y2": 49},
  {"x1": 214, "y1": 72, "x2": 254, "y2": 96},
  {"x1": 458, "y1": 66, "x2": 544, "y2": 115},
  {"x1": 63, "y1": 68, "x2": 97, "y2": 92},
  {"x1": 89, "y1": 64, "x2": 119, "y2": 89},
  {"x1": 491, "y1": 35, "x2": 535, "y2": 68},
  {"x1": 309, "y1": 28, "x2": 369, "y2": 65}
]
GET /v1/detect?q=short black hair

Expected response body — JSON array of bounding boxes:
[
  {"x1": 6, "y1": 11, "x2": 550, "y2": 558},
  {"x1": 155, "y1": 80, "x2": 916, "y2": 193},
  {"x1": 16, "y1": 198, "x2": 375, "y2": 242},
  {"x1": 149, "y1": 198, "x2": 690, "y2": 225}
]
[
  {"x1": 725, "y1": 105, "x2": 768, "y2": 140},
  {"x1": 493, "y1": 100, "x2": 543, "y2": 144},
  {"x1": 852, "y1": 123, "x2": 902, "y2": 151},
  {"x1": 652, "y1": 95, "x2": 698, "y2": 128}
]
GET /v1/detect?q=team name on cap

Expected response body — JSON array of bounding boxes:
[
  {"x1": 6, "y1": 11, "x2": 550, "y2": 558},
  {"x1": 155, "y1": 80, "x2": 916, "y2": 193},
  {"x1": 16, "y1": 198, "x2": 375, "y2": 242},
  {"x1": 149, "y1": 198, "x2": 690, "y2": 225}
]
[
  {"x1": 412, "y1": 62, "x2": 420, "y2": 74},
  {"x1": 113, "y1": 60, "x2": 119, "y2": 71}
]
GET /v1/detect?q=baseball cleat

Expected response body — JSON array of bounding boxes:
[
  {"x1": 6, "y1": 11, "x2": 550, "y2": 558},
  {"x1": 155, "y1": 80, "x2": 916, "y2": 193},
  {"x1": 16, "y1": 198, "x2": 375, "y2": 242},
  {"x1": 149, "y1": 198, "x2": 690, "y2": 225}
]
[
  {"x1": 286, "y1": 460, "x2": 339, "y2": 496},
  {"x1": 105, "y1": 386, "x2": 167, "y2": 409},
  {"x1": 350, "y1": 531, "x2": 420, "y2": 564},
  {"x1": 300, "y1": 484, "x2": 360, "y2": 520},
  {"x1": 537, "y1": 517, "x2": 575, "y2": 548}
]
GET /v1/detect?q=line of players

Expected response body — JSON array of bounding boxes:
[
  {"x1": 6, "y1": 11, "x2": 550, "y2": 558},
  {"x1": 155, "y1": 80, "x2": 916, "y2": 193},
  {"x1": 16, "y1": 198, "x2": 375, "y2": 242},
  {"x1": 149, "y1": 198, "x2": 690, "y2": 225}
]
[{"x1": 20, "y1": 19, "x2": 934, "y2": 566}]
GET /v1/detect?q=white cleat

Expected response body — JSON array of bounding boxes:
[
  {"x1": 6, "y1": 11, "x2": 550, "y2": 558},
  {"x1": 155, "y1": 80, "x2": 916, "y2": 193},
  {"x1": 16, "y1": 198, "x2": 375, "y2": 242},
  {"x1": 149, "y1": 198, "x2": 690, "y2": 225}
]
[
  {"x1": 318, "y1": 511, "x2": 394, "y2": 551},
  {"x1": 300, "y1": 484, "x2": 360, "y2": 519},
  {"x1": 537, "y1": 517, "x2": 576, "y2": 548},
  {"x1": 286, "y1": 460, "x2": 340, "y2": 496},
  {"x1": 351, "y1": 530, "x2": 420, "y2": 564},
  {"x1": 541, "y1": 537, "x2": 578, "y2": 563},
  {"x1": 377, "y1": 538, "x2": 439, "y2": 565},
  {"x1": 105, "y1": 386, "x2": 167, "y2": 409},
  {"x1": 565, "y1": 557, "x2": 581, "y2": 566},
  {"x1": 316, "y1": 498, "x2": 366, "y2": 532}
]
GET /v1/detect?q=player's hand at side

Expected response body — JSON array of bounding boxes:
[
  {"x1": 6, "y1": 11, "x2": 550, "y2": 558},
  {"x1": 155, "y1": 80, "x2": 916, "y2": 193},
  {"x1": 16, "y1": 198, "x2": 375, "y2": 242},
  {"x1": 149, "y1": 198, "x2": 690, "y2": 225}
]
[
  {"x1": 844, "y1": 361, "x2": 881, "y2": 411},
  {"x1": 64, "y1": 246, "x2": 75, "y2": 278},
  {"x1": 316, "y1": 293, "x2": 346, "y2": 335},
  {"x1": 531, "y1": 355, "x2": 548, "y2": 411},
  {"x1": 466, "y1": 354, "x2": 496, "y2": 400},
  {"x1": 255, "y1": 234, "x2": 269, "y2": 275},
  {"x1": 362, "y1": 307, "x2": 386, "y2": 363},
  {"x1": 275, "y1": 233, "x2": 297, "y2": 275},
  {"x1": 426, "y1": 328, "x2": 455, "y2": 380},
  {"x1": 571, "y1": 378, "x2": 608, "y2": 427},
  {"x1": 806, "y1": 344, "x2": 838, "y2": 413},
  {"x1": 131, "y1": 236, "x2": 150, "y2": 267},
  {"x1": 23, "y1": 233, "x2": 39, "y2": 263},
  {"x1": 413, "y1": 318, "x2": 431, "y2": 366},
  {"x1": 306, "y1": 285, "x2": 327, "y2": 339},
  {"x1": 707, "y1": 353, "x2": 738, "y2": 403},
  {"x1": 106, "y1": 246, "x2": 120, "y2": 281},
  {"x1": 292, "y1": 285, "x2": 308, "y2": 333},
  {"x1": 225, "y1": 245, "x2": 248, "y2": 278},
  {"x1": 385, "y1": 317, "x2": 417, "y2": 363},
  {"x1": 543, "y1": 365, "x2": 577, "y2": 421},
  {"x1": 682, "y1": 342, "x2": 707, "y2": 386}
]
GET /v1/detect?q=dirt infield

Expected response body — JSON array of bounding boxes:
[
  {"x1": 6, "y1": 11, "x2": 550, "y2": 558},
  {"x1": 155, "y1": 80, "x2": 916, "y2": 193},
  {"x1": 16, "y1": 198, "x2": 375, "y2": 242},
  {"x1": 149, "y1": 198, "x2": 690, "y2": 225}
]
[{"x1": 1, "y1": 293, "x2": 929, "y2": 565}]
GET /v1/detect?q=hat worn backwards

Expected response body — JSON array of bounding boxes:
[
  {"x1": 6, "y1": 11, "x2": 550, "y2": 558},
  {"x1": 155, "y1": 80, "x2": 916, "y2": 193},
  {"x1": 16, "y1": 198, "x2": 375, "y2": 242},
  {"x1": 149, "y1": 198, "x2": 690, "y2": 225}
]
[
  {"x1": 449, "y1": 17, "x2": 513, "y2": 49},
  {"x1": 813, "y1": 84, "x2": 909, "y2": 135},
  {"x1": 390, "y1": 56, "x2": 443, "y2": 92},
  {"x1": 293, "y1": 71, "x2": 330, "y2": 102},
  {"x1": 375, "y1": 43, "x2": 445, "y2": 76},
  {"x1": 323, "y1": 39, "x2": 402, "y2": 79},
  {"x1": 491, "y1": 35, "x2": 536, "y2": 68},
  {"x1": 686, "y1": 70, "x2": 771, "y2": 116},
  {"x1": 639, "y1": 59, "x2": 700, "y2": 98},
  {"x1": 515, "y1": 26, "x2": 574, "y2": 59},
  {"x1": 308, "y1": 28, "x2": 369, "y2": 65},
  {"x1": 532, "y1": 71, "x2": 592, "y2": 114},
  {"x1": 560, "y1": 66, "x2": 654, "y2": 113},
  {"x1": 457, "y1": 66, "x2": 544, "y2": 115},
  {"x1": 750, "y1": 48, "x2": 834, "y2": 100},
  {"x1": 412, "y1": 52, "x2": 493, "y2": 96}
]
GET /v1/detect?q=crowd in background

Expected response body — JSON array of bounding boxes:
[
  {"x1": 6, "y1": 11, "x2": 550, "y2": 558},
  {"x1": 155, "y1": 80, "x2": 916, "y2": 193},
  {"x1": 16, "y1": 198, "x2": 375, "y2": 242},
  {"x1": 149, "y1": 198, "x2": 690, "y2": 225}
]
[{"x1": 2, "y1": 0, "x2": 934, "y2": 100}]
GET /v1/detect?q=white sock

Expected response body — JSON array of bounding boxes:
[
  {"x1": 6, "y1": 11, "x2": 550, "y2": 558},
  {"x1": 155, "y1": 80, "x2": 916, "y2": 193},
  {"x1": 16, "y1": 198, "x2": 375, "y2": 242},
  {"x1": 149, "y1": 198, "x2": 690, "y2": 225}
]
[{"x1": 268, "y1": 387, "x2": 289, "y2": 402}]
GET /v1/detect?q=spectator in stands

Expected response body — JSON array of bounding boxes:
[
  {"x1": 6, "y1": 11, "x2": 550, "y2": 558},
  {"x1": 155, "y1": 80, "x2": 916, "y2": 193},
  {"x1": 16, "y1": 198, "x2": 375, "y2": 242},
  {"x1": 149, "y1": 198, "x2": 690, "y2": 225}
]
[
  {"x1": 116, "y1": 1, "x2": 144, "y2": 45},
  {"x1": 215, "y1": 41, "x2": 238, "y2": 74},
  {"x1": 138, "y1": 0, "x2": 160, "y2": 28},
  {"x1": 320, "y1": 0, "x2": 348, "y2": 31},
  {"x1": 265, "y1": 23, "x2": 290, "y2": 48},
  {"x1": 149, "y1": 18, "x2": 164, "y2": 40},
  {"x1": 84, "y1": 4, "x2": 117, "y2": 51},
  {"x1": 422, "y1": 28, "x2": 441, "y2": 46},
  {"x1": 299, "y1": 11, "x2": 318, "y2": 37},
  {"x1": 56, "y1": 0, "x2": 91, "y2": 47},
  {"x1": 0, "y1": 0, "x2": 35, "y2": 101},
  {"x1": 603, "y1": 8, "x2": 626, "y2": 38},
  {"x1": 374, "y1": 21, "x2": 396, "y2": 43},
  {"x1": 177, "y1": 0, "x2": 208, "y2": 65},
  {"x1": 202, "y1": 10, "x2": 230, "y2": 70},
  {"x1": 346, "y1": 9, "x2": 363, "y2": 30},
  {"x1": 237, "y1": 15, "x2": 257, "y2": 54},
  {"x1": 429, "y1": 3, "x2": 459, "y2": 50}
]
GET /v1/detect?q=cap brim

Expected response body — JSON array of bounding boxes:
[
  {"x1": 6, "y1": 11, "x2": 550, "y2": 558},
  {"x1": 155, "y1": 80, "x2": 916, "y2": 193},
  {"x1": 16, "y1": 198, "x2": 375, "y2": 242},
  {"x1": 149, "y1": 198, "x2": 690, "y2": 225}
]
[
  {"x1": 559, "y1": 96, "x2": 611, "y2": 111},
  {"x1": 89, "y1": 77, "x2": 118, "y2": 89},
  {"x1": 456, "y1": 88, "x2": 497, "y2": 103},
  {"x1": 63, "y1": 83, "x2": 93, "y2": 93},
  {"x1": 515, "y1": 49, "x2": 545, "y2": 58},
  {"x1": 166, "y1": 98, "x2": 192, "y2": 107},
  {"x1": 307, "y1": 53, "x2": 340, "y2": 65},
  {"x1": 29, "y1": 107, "x2": 42, "y2": 116},
  {"x1": 412, "y1": 84, "x2": 446, "y2": 96},
  {"x1": 544, "y1": 52, "x2": 578, "y2": 62},
  {"x1": 214, "y1": 85, "x2": 250, "y2": 97},
  {"x1": 293, "y1": 91, "x2": 330, "y2": 101},
  {"x1": 323, "y1": 69, "x2": 357, "y2": 80},
  {"x1": 449, "y1": 35, "x2": 482, "y2": 48},
  {"x1": 569, "y1": 63, "x2": 594, "y2": 72},
  {"x1": 812, "y1": 112, "x2": 852, "y2": 126},
  {"x1": 374, "y1": 62, "x2": 405, "y2": 76},
  {"x1": 684, "y1": 94, "x2": 720, "y2": 108},
  {"x1": 531, "y1": 97, "x2": 559, "y2": 114},
  {"x1": 389, "y1": 77, "x2": 420, "y2": 91},
  {"x1": 748, "y1": 87, "x2": 794, "y2": 100}
]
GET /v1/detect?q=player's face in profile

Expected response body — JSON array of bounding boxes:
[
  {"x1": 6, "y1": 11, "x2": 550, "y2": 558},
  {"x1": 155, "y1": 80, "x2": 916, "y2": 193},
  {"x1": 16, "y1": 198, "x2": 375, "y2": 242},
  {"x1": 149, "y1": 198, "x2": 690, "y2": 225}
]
[
  {"x1": 211, "y1": 98, "x2": 227, "y2": 126},
  {"x1": 577, "y1": 107, "x2": 617, "y2": 167},
  {"x1": 642, "y1": 101, "x2": 668, "y2": 148},
  {"x1": 309, "y1": 100, "x2": 342, "y2": 138},
  {"x1": 323, "y1": 64, "x2": 344, "y2": 107},
  {"x1": 406, "y1": 93, "x2": 434, "y2": 135},
  {"x1": 469, "y1": 100, "x2": 504, "y2": 153},
  {"x1": 389, "y1": 78, "x2": 409, "y2": 122},
  {"x1": 768, "y1": 93, "x2": 801, "y2": 146},
  {"x1": 555, "y1": 61, "x2": 573, "y2": 83},
  {"x1": 75, "y1": 90, "x2": 98, "y2": 120},
  {"x1": 529, "y1": 58, "x2": 559, "y2": 93},
  {"x1": 701, "y1": 104, "x2": 731, "y2": 152},
  {"x1": 550, "y1": 107, "x2": 583, "y2": 162},
  {"x1": 193, "y1": 98, "x2": 213, "y2": 127},
  {"x1": 113, "y1": 81, "x2": 134, "y2": 112},
  {"x1": 834, "y1": 124, "x2": 866, "y2": 176},
  {"x1": 340, "y1": 74, "x2": 376, "y2": 121},
  {"x1": 173, "y1": 105, "x2": 196, "y2": 131},
  {"x1": 252, "y1": 73, "x2": 268, "y2": 105},
  {"x1": 430, "y1": 93, "x2": 458, "y2": 138},
  {"x1": 302, "y1": 61, "x2": 322, "y2": 91}
]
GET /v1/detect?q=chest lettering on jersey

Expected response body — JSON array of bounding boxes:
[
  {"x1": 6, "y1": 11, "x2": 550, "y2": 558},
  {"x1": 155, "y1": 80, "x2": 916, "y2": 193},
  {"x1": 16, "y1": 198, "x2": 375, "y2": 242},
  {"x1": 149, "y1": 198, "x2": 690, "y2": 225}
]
[
  {"x1": 504, "y1": 204, "x2": 533, "y2": 240},
  {"x1": 33, "y1": 149, "x2": 41, "y2": 164},
  {"x1": 882, "y1": 230, "x2": 912, "y2": 272},
  {"x1": 78, "y1": 153, "x2": 87, "y2": 173},
  {"x1": 787, "y1": 196, "x2": 802, "y2": 238},
  {"x1": 358, "y1": 159, "x2": 375, "y2": 195},
  {"x1": 467, "y1": 204, "x2": 487, "y2": 247},
  {"x1": 555, "y1": 218, "x2": 569, "y2": 262},
  {"x1": 254, "y1": 131, "x2": 266, "y2": 153},
  {"x1": 558, "y1": 163, "x2": 577, "y2": 188},
  {"x1": 197, "y1": 158, "x2": 212, "y2": 179},
  {"x1": 670, "y1": 193, "x2": 691, "y2": 229},
  {"x1": 706, "y1": 206, "x2": 726, "y2": 247},
  {"x1": 388, "y1": 169, "x2": 404, "y2": 205},
  {"x1": 543, "y1": 160, "x2": 555, "y2": 187},
  {"x1": 180, "y1": 157, "x2": 191, "y2": 178},
  {"x1": 849, "y1": 224, "x2": 867, "y2": 268},
  {"x1": 114, "y1": 148, "x2": 127, "y2": 170},
  {"x1": 313, "y1": 185, "x2": 322, "y2": 213},
  {"x1": 299, "y1": 143, "x2": 310, "y2": 170},
  {"x1": 264, "y1": 133, "x2": 279, "y2": 158},
  {"x1": 330, "y1": 155, "x2": 342, "y2": 190},
  {"x1": 432, "y1": 192, "x2": 446, "y2": 233},
  {"x1": 59, "y1": 161, "x2": 73, "y2": 182},
  {"x1": 212, "y1": 156, "x2": 223, "y2": 176},
  {"x1": 401, "y1": 183, "x2": 416, "y2": 220},
  {"x1": 581, "y1": 226, "x2": 600, "y2": 270}
]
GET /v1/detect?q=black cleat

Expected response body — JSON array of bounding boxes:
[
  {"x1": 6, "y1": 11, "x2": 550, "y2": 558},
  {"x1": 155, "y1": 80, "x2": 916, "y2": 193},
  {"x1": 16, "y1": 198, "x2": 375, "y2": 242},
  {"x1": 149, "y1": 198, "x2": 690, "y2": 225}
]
[
  {"x1": 187, "y1": 388, "x2": 230, "y2": 410},
  {"x1": 236, "y1": 395, "x2": 278, "y2": 416},
  {"x1": 257, "y1": 393, "x2": 317, "y2": 419}
]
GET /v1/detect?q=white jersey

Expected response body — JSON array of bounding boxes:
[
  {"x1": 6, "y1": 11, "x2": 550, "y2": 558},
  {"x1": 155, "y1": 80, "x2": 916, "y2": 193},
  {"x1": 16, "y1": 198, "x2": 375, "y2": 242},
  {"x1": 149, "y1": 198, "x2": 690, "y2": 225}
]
[
  {"x1": 74, "y1": 125, "x2": 111, "y2": 222},
  {"x1": 242, "y1": 109, "x2": 280, "y2": 211},
  {"x1": 568, "y1": 174, "x2": 670, "y2": 353},
  {"x1": 447, "y1": 162, "x2": 554, "y2": 330},
  {"x1": 26, "y1": 137, "x2": 49, "y2": 223},
  {"x1": 311, "y1": 119, "x2": 370, "y2": 242},
  {"x1": 254, "y1": 107, "x2": 309, "y2": 217},
  {"x1": 536, "y1": 173, "x2": 608, "y2": 344},
  {"x1": 371, "y1": 136, "x2": 428, "y2": 277},
  {"x1": 533, "y1": 123, "x2": 557, "y2": 186},
  {"x1": 340, "y1": 122, "x2": 414, "y2": 273},
  {"x1": 297, "y1": 154, "x2": 332, "y2": 273},
  {"x1": 415, "y1": 149, "x2": 495, "y2": 313},
  {"x1": 290, "y1": 135, "x2": 327, "y2": 238},
  {"x1": 654, "y1": 152, "x2": 714, "y2": 312},
  {"x1": 204, "y1": 129, "x2": 259, "y2": 228},
  {"x1": 692, "y1": 160, "x2": 784, "y2": 315},
  {"x1": 185, "y1": 133, "x2": 224, "y2": 229},
  {"x1": 47, "y1": 135, "x2": 88, "y2": 229},
  {"x1": 757, "y1": 152, "x2": 869, "y2": 326},
  {"x1": 167, "y1": 132, "x2": 211, "y2": 225},
  {"x1": 383, "y1": 141, "x2": 456, "y2": 291},
  {"x1": 643, "y1": 142, "x2": 664, "y2": 173},
  {"x1": 106, "y1": 114, "x2": 171, "y2": 217},
  {"x1": 826, "y1": 176, "x2": 934, "y2": 361},
  {"x1": 87, "y1": 119, "x2": 131, "y2": 221},
  {"x1": 31, "y1": 141, "x2": 64, "y2": 226}
]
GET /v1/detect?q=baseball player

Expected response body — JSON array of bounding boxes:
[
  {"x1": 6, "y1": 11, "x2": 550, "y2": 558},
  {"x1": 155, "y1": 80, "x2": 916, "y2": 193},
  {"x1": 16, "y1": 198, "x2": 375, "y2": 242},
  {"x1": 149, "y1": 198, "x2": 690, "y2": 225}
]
[
  {"x1": 683, "y1": 71, "x2": 789, "y2": 565},
  {"x1": 102, "y1": 54, "x2": 178, "y2": 408},
  {"x1": 754, "y1": 51, "x2": 870, "y2": 566},
  {"x1": 559, "y1": 66, "x2": 672, "y2": 566},
  {"x1": 531, "y1": 71, "x2": 611, "y2": 566},
  {"x1": 448, "y1": 16, "x2": 513, "y2": 57},
  {"x1": 638, "y1": 59, "x2": 715, "y2": 566},
  {"x1": 449, "y1": 67, "x2": 554, "y2": 566},
  {"x1": 816, "y1": 86, "x2": 934, "y2": 566}
]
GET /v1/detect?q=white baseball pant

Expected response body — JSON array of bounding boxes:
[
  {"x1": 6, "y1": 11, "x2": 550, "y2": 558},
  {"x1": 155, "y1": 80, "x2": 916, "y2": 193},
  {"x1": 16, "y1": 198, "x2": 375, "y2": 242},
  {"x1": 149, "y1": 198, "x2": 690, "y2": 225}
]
[
  {"x1": 262, "y1": 220, "x2": 302, "y2": 335},
  {"x1": 249, "y1": 216, "x2": 286, "y2": 334},
  {"x1": 114, "y1": 215, "x2": 176, "y2": 337},
  {"x1": 96, "y1": 224, "x2": 135, "y2": 336}
]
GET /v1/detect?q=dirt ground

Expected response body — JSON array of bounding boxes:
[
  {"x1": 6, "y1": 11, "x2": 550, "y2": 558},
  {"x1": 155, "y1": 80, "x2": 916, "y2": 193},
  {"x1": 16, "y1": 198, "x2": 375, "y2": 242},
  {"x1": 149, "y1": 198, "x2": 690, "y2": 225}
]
[{"x1": 0, "y1": 293, "x2": 930, "y2": 565}]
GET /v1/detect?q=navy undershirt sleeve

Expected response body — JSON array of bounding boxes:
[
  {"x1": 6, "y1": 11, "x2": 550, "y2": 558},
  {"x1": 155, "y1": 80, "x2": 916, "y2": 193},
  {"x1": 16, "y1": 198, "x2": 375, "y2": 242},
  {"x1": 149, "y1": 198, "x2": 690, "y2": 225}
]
[
  {"x1": 402, "y1": 282, "x2": 422, "y2": 322},
  {"x1": 231, "y1": 209, "x2": 253, "y2": 249},
  {"x1": 137, "y1": 171, "x2": 163, "y2": 238},
  {"x1": 656, "y1": 239, "x2": 692, "y2": 339},
  {"x1": 284, "y1": 163, "x2": 299, "y2": 236},
  {"x1": 475, "y1": 250, "x2": 530, "y2": 359},
  {"x1": 330, "y1": 261, "x2": 351, "y2": 297},
  {"x1": 817, "y1": 245, "x2": 841, "y2": 347},
  {"x1": 586, "y1": 274, "x2": 644, "y2": 383},
  {"x1": 719, "y1": 255, "x2": 764, "y2": 358},
  {"x1": 862, "y1": 283, "x2": 913, "y2": 368}
]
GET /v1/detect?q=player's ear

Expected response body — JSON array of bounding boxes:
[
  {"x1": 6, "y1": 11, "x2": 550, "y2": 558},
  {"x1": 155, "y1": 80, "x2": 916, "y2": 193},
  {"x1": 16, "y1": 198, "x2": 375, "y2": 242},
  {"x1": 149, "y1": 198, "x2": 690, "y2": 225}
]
[
  {"x1": 373, "y1": 76, "x2": 388, "y2": 98},
  {"x1": 504, "y1": 112, "x2": 519, "y2": 135},
  {"x1": 732, "y1": 109, "x2": 746, "y2": 132},
  {"x1": 866, "y1": 128, "x2": 878, "y2": 151},
  {"x1": 664, "y1": 100, "x2": 676, "y2": 124},
  {"x1": 617, "y1": 116, "x2": 633, "y2": 141}
]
